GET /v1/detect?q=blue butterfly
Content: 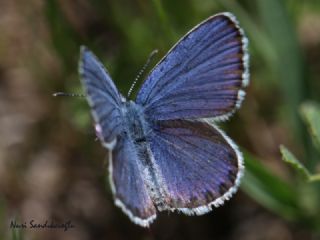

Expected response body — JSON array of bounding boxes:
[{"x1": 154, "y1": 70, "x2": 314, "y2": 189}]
[{"x1": 79, "y1": 12, "x2": 249, "y2": 227}]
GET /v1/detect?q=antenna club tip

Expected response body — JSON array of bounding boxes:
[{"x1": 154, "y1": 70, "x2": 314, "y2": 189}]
[
  {"x1": 53, "y1": 92, "x2": 61, "y2": 97},
  {"x1": 52, "y1": 92, "x2": 86, "y2": 97}
]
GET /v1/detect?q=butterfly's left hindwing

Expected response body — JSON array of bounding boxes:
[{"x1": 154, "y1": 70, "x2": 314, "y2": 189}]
[{"x1": 111, "y1": 135, "x2": 157, "y2": 227}]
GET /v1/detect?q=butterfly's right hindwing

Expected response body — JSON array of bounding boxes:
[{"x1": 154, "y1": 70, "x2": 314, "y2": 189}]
[
  {"x1": 80, "y1": 46, "x2": 123, "y2": 146},
  {"x1": 147, "y1": 119, "x2": 243, "y2": 214}
]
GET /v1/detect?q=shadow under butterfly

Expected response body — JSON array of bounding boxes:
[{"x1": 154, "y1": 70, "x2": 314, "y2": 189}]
[{"x1": 79, "y1": 12, "x2": 249, "y2": 227}]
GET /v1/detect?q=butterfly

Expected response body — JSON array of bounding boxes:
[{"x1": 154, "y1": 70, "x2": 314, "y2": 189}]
[{"x1": 79, "y1": 12, "x2": 249, "y2": 227}]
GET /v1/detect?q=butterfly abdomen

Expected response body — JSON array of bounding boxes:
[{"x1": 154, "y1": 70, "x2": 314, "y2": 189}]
[{"x1": 121, "y1": 101, "x2": 166, "y2": 206}]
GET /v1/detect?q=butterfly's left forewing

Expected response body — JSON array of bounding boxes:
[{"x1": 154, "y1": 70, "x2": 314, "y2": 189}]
[
  {"x1": 80, "y1": 47, "x2": 123, "y2": 147},
  {"x1": 80, "y1": 47, "x2": 156, "y2": 227}
]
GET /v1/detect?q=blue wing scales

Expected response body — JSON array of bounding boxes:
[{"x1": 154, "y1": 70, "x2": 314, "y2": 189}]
[
  {"x1": 110, "y1": 135, "x2": 156, "y2": 226},
  {"x1": 147, "y1": 119, "x2": 243, "y2": 214},
  {"x1": 136, "y1": 13, "x2": 249, "y2": 121},
  {"x1": 80, "y1": 46, "x2": 123, "y2": 145}
]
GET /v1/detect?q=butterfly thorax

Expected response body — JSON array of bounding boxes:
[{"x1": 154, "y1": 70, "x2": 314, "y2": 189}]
[{"x1": 121, "y1": 101, "x2": 150, "y2": 144}]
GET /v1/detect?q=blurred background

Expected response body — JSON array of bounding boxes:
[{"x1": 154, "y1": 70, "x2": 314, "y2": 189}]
[{"x1": 0, "y1": 0, "x2": 320, "y2": 239}]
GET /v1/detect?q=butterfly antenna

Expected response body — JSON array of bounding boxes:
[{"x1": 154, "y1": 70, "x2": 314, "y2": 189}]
[
  {"x1": 53, "y1": 92, "x2": 86, "y2": 97},
  {"x1": 127, "y1": 49, "x2": 158, "y2": 97}
]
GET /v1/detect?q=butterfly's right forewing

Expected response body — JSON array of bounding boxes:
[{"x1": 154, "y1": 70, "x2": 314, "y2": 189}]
[{"x1": 136, "y1": 13, "x2": 249, "y2": 122}]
